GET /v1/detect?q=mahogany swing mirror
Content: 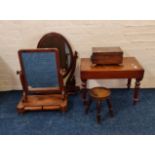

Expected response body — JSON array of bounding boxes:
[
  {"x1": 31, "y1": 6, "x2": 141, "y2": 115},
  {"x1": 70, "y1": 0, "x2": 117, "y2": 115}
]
[
  {"x1": 17, "y1": 48, "x2": 68, "y2": 112},
  {"x1": 37, "y1": 32, "x2": 79, "y2": 93}
]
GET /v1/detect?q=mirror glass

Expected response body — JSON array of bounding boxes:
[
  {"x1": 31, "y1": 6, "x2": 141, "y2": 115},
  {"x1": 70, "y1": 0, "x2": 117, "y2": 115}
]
[{"x1": 21, "y1": 51, "x2": 59, "y2": 88}]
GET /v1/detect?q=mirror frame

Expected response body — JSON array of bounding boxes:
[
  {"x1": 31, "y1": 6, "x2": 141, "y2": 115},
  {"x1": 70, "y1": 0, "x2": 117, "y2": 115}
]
[{"x1": 18, "y1": 48, "x2": 65, "y2": 99}]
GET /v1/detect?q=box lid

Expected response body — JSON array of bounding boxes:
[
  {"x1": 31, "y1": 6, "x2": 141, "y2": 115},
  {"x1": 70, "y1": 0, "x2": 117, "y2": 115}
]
[{"x1": 92, "y1": 47, "x2": 123, "y2": 53}]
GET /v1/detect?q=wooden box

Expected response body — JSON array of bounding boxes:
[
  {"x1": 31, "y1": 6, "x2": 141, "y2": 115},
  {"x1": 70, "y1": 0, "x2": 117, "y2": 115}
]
[{"x1": 91, "y1": 47, "x2": 123, "y2": 65}]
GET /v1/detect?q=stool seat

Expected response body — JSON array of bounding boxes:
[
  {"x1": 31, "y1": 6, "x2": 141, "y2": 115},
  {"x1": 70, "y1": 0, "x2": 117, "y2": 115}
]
[{"x1": 89, "y1": 87, "x2": 111, "y2": 100}]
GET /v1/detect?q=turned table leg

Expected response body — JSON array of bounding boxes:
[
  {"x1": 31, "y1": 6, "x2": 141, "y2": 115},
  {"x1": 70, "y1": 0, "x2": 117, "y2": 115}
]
[
  {"x1": 133, "y1": 79, "x2": 141, "y2": 105},
  {"x1": 81, "y1": 80, "x2": 89, "y2": 114},
  {"x1": 127, "y1": 78, "x2": 132, "y2": 89}
]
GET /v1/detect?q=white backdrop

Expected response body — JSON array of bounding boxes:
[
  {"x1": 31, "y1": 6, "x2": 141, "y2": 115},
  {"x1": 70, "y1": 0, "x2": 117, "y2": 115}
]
[{"x1": 0, "y1": 20, "x2": 155, "y2": 90}]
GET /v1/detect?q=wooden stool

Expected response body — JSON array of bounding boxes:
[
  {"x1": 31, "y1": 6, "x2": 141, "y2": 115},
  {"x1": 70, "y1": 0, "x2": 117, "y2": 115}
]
[{"x1": 89, "y1": 87, "x2": 114, "y2": 123}]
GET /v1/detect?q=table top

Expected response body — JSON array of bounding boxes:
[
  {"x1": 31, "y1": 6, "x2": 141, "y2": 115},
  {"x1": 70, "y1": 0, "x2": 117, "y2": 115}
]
[{"x1": 80, "y1": 57, "x2": 144, "y2": 80}]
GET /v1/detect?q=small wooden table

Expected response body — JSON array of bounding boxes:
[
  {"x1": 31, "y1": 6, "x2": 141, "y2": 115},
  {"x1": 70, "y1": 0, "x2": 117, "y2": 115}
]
[{"x1": 80, "y1": 57, "x2": 144, "y2": 112}]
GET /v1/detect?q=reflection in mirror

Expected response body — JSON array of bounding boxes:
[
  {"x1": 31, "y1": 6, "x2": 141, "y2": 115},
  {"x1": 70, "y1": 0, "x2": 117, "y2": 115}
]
[
  {"x1": 65, "y1": 43, "x2": 71, "y2": 68},
  {"x1": 21, "y1": 52, "x2": 59, "y2": 88}
]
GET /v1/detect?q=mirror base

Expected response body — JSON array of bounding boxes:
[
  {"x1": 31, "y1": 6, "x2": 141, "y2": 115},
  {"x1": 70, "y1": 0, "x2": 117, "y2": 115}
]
[{"x1": 17, "y1": 94, "x2": 68, "y2": 113}]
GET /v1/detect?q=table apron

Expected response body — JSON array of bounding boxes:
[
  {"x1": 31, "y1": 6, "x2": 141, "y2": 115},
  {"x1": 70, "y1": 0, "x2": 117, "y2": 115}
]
[{"x1": 81, "y1": 71, "x2": 144, "y2": 80}]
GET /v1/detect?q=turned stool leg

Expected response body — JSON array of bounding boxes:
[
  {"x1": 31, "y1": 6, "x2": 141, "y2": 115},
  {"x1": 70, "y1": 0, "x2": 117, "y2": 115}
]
[
  {"x1": 87, "y1": 96, "x2": 93, "y2": 113},
  {"x1": 107, "y1": 98, "x2": 114, "y2": 117},
  {"x1": 96, "y1": 100, "x2": 101, "y2": 123}
]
